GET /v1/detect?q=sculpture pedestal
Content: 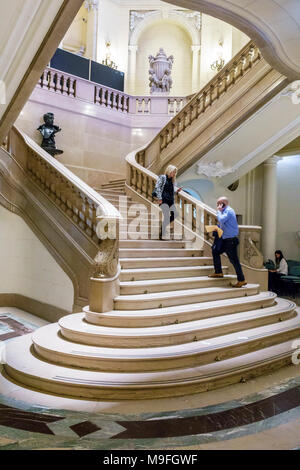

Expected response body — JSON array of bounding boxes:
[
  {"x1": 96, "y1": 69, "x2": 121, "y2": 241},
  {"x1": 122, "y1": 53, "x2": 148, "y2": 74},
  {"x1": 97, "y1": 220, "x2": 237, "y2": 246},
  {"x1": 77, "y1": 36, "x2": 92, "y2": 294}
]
[{"x1": 149, "y1": 96, "x2": 170, "y2": 114}]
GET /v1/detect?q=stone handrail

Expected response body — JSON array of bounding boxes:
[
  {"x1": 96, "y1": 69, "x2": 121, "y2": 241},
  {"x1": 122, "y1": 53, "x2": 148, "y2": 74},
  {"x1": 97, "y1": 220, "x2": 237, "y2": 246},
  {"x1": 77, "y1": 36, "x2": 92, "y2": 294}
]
[
  {"x1": 8, "y1": 126, "x2": 121, "y2": 280},
  {"x1": 126, "y1": 149, "x2": 264, "y2": 270},
  {"x1": 158, "y1": 41, "x2": 261, "y2": 152},
  {"x1": 39, "y1": 67, "x2": 193, "y2": 116}
]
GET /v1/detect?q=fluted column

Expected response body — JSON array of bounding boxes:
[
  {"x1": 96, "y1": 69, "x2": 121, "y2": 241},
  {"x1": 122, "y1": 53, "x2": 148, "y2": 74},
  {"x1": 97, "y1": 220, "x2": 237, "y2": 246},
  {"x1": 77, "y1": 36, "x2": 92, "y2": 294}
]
[
  {"x1": 191, "y1": 45, "x2": 201, "y2": 93},
  {"x1": 128, "y1": 45, "x2": 138, "y2": 94},
  {"x1": 84, "y1": 0, "x2": 99, "y2": 61},
  {"x1": 261, "y1": 156, "x2": 281, "y2": 261}
]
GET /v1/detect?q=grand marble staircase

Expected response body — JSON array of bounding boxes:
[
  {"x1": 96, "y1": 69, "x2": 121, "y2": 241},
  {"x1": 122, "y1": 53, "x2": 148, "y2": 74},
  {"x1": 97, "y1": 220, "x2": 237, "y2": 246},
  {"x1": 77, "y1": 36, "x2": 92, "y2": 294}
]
[{"x1": 3, "y1": 179, "x2": 300, "y2": 400}]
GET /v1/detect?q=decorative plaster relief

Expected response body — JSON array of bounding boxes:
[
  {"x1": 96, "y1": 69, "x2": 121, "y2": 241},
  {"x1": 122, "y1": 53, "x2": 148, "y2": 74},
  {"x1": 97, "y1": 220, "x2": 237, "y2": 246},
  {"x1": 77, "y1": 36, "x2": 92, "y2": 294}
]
[{"x1": 196, "y1": 161, "x2": 234, "y2": 178}]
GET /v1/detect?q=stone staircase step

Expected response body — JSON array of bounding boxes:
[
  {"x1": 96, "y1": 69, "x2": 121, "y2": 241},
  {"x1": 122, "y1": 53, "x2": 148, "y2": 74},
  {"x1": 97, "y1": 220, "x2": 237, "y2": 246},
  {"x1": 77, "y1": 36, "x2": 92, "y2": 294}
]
[
  {"x1": 114, "y1": 284, "x2": 260, "y2": 310},
  {"x1": 119, "y1": 240, "x2": 187, "y2": 249},
  {"x1": 85, "y1": 292, "x2": 277, "y2": 327},
  {"x1": 5, "y1": 334, "x2": 298, "y2": 399},
  {"x1": 119, "y1": 265, "x2": 224, "y2": 281},
  {"x1": 120, "y1": 256, "x2": 214, "y2": 269},
  {"x1": 30, "y1": 310, "x2": 300, "y2": 372},
  {"x1": 119, "y1": 248, "x2": 203, "y2": 258},
  {"x1": 59, "y1": 298, "x2": 296, "y2": 347},
  {"x1": 119, "y1": 275, "x2": 235, "y2": 295},
  {"x1": 95, "y1": 189, "x2": 126, "y2": 197}
]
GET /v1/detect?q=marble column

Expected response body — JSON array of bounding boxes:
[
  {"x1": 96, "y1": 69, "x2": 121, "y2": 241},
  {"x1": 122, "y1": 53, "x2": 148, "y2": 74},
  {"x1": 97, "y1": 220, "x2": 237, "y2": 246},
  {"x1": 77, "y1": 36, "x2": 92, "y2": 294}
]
[
  {"x1": 191, "y1": 45, "x2": 201, "y2": 93},
  {"x1": 84, "y1": 0, "x2": 99, "y2": 61},
  {"x1": 128, "y1": 45, "x2": 138, "y2": 94},
  {"x1": 261, "y1": 156, "x2": 281, "y2": 261}
]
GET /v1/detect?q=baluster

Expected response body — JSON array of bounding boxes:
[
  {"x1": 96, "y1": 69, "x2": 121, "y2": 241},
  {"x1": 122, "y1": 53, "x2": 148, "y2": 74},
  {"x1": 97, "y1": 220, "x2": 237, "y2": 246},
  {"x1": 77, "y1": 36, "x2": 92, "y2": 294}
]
[
  {"x1": 71, "y1": 188, "x2": 80, "y2": 224},
  {"x1": 104, "y1": 90, "x2": 108, "y2": 107},
  {"x1": 142, "y1": 173, "x2": 148, "y2": 197},
  {"x1": 91, "y1": 204, "x2": 98, "y2": 241},
  {"x1": 77, "y1": 192, "x2": 87, "y2": 231},
  {"x1": 160, "y1": 133, "x2": 166, "y2": 150},
  {"x1": 84, "y1": 198, "x2": 93, "y2": 237},
  {"x1": 124, "y1": 96, "x2": 129, "y2": 113},
  {"x1": 112, "y1": 93, "x2": 118, "y2": 109},
  {"x1": 145, "y1": 98, "x2": 150, "y2": 114},
  {"x1": 146, "y1": 176, "x2": 153, "y2": 200},
  {"x1": 65, "y1": 182, "x2": 73, "y2": 218},
  {"x1": 48, "y1": 168, "x2": 57, "y2": 201},
  {"x1": 100, "y1": 88, "x2": 105, "y2": 106},
  {"x1": 176, "y1": 99, "x2": 183, "y2": 114},
  {"x1": 131, "y1": 167, "x2": 137, "y2": 189},
  {"x1": 72, "y1": 79, "x2": 77, "y2": 97},
  {"x1": 46, "y1": 71, "x2": 51, "y2": 90},
  {"x1": 136, "y1": 170, "x2": 142, "y2": 194},
  {"x1": 59, "y1": 176, "x2": 68, "y2": 212},
  {"x1": 137, "y1": 98, "x2": 143, "y2": 113},
  {"x1": 39, "y1": 72, "x2": 45, "y2": 88},
  {"x1": 166, "y1": 128, "x2": 171, "y2": 145}
]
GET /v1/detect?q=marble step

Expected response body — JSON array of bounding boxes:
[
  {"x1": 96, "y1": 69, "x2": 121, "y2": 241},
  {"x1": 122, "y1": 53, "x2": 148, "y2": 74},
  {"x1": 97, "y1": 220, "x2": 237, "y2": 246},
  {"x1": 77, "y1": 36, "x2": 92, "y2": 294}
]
[
  {"x1": 96, "y1": 189, "x2": 126, "y2": 197},
  {"x1": 85, "y1": 292, "x2": 277, "y2": 327},
  {"x1": 114, "y1": 284, "x2": 259, "y2": 310},
  {"x1": 119, "y1": 248, "x2": 203, "y2": 258},
  {"x1": 120, "y1": 256, "x2": 211, "y2": 269},
  {"x1": 119, "y1": 265, "x2": 224, "y2": 281},
  {"x1": 119, "y1": 240, "x2": 187, "y2": 249},
  {"x1": 109, "y1": 179, "x2": 126, "y2": 184},
  {"x1": 30, "y1": 311, "x2": 300, "y2": 372},
  {"x1": 59, "y1": 298, "x2": 296, "y2": 348},
  {"x1": 5, "y1": 334, "x2": 297, "y2": 400},
  {"x1": 119, "y1": 275, "x2": 235, "y2": 295}
]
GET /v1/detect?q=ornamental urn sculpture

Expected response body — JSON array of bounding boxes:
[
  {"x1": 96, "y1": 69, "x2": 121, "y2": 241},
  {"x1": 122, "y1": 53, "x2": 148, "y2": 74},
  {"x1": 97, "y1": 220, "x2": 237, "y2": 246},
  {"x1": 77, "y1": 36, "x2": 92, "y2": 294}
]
[{"x1": 148, "y1": 48, "x2": 174, "y2": 94}]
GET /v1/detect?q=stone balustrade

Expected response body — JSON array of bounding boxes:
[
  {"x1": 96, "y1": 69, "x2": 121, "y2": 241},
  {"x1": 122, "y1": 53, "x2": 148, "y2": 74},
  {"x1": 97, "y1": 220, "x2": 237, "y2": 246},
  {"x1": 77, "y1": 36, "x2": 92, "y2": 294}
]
[
  {"x1": 8, "y1": 126, "x2": 121, "y2": 282},
  {"x1": 38, "y1": 67, "x2": 192, "y2": 116}
]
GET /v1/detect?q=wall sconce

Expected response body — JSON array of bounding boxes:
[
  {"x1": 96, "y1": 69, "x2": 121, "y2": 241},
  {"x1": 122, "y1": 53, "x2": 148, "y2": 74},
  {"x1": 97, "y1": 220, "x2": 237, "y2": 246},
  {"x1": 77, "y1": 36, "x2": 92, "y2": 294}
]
[
  {"x1": 211, "y1": 40, "x2": 225, "y2": 72},
  {"x1": 102, "y1": 41, "x2": 118, "y2": 70}
]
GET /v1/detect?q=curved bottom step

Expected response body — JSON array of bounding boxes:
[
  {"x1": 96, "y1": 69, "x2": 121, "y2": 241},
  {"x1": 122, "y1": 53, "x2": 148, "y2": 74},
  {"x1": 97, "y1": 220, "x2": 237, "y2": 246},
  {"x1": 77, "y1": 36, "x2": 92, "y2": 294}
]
[{"x1": 4, "y1": 335, "x2": 299, "y2": 400}]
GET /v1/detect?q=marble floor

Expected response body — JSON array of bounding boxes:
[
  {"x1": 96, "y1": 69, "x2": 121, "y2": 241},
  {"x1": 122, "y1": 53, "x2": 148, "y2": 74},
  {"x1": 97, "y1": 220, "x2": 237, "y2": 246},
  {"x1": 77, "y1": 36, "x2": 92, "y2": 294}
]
[{"x1": 0, "y1": 307, "x2": 299, "y2": 450}]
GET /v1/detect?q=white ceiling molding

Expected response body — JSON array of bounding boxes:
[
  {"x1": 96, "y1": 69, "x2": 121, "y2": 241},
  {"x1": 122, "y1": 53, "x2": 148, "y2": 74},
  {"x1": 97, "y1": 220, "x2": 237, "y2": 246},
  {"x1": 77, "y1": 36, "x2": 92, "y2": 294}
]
[{"x1": 164, "y1": 0, "x2": 300, "y2": 80}]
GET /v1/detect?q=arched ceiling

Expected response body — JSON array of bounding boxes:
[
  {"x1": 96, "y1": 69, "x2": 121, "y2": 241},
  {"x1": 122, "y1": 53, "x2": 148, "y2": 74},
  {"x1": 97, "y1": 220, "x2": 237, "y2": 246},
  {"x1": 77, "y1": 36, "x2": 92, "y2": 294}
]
[{"x1": 165, "y1": 0, "x2": 300, "y2": 80}]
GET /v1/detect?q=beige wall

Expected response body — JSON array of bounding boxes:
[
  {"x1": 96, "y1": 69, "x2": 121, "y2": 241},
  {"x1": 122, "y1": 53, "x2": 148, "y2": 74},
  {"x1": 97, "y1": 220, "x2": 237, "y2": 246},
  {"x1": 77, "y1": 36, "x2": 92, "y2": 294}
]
[
  {"x1": 62, "y1": 4, "x2": 87, "y2": 55},
  {"x1": 0, "y1": 205, "x2": 74, "y2": 312},
  {"x1": 135, "y1": 22, "x2": 193, "y2": 96},
  {"x1": 97, "y1": 0, "x2": 130, "y2": 77},
  {"x1": 200, "y1": 14, "x2": 249, "y2": 89}
]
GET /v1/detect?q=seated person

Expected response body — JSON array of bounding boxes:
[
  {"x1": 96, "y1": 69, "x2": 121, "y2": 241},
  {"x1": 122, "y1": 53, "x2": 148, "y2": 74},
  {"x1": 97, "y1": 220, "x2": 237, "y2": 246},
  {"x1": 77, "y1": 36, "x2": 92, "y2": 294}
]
[{"x1": 268, "y1": 250, "x2": 288, "y2": 293}]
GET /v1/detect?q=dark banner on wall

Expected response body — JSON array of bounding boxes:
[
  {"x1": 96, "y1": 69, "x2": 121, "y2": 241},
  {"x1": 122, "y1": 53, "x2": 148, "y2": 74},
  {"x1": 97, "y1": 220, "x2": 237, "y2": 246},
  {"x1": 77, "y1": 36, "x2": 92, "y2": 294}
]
[
  {"x1": 91, "y1": 61, "x2": 124, "y2": 92},
  {"x1": 50, "y1": 49, "x2": 125, "y2": 92},
  {"x1": 50, "y1": 49, "x2": 90, "y2": 81}
]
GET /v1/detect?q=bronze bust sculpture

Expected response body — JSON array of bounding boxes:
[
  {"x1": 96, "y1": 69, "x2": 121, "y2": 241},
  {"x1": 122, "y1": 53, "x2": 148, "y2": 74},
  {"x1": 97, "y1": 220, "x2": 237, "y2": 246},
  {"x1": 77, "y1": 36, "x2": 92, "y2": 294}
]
[{"x1": 37, "y1": 112, "x2": 63, "y2": 157}]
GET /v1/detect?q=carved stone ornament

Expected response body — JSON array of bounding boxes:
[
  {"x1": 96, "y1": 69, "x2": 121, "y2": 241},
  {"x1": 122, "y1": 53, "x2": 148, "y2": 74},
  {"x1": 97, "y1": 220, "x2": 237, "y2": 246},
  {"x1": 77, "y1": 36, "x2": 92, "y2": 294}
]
[
  {"x1": 149, "y1": 48, "x2": 174, "y2": 94},
  {"x1": 175, "y1": 10, "x2": 202, "y2": 31},
  {"x1": 239, "y1": 230, "x2": 264, "y2": 269},
  {"x1": 93, "y1": 239, "x2": 119, "y2": 278},
  {"x1": 196, "y1": 161, "x2": 233, "y2": 178}
]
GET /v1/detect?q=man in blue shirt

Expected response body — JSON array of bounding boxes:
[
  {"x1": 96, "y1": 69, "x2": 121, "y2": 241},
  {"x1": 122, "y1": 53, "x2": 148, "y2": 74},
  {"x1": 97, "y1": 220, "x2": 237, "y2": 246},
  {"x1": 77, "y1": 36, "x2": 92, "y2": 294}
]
[{"x1": 209, "y1": 197, "x2": 247, "y2": 288}]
